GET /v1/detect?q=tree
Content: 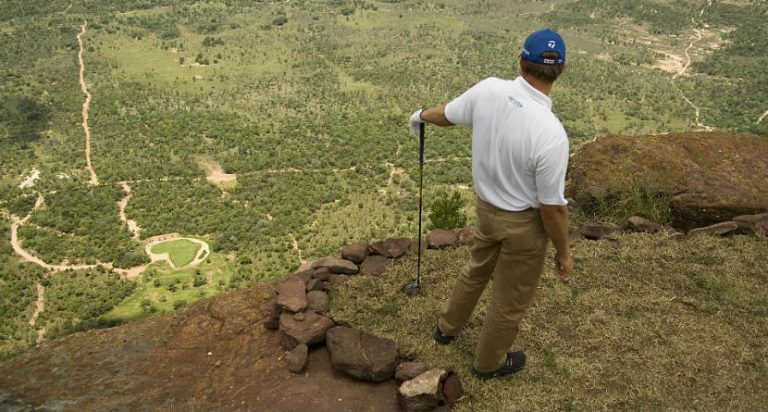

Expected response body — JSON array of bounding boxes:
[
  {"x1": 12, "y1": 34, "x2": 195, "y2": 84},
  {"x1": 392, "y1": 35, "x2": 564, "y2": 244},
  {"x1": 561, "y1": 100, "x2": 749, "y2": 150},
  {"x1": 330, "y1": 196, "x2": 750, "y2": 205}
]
[{"x1": 428, "y1": 191, "x2": 467, "y2": 230}]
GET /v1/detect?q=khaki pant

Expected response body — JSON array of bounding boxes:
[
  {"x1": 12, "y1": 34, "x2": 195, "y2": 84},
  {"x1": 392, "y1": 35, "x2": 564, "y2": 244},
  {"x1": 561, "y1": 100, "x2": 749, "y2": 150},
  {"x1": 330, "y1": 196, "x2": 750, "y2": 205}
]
[{"x1": 438, "y1": 197, "x2": 548, "y2": 373}]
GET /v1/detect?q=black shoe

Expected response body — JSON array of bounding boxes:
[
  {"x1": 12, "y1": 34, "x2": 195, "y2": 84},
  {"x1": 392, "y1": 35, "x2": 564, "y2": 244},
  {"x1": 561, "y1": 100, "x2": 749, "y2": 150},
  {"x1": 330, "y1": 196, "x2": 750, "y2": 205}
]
[
  {"x1": 471, "y1": 352, "x2": 526, "y2": 380},
  {"x1": 434, "y1": 325, "x2": 455, "y2": 345}
]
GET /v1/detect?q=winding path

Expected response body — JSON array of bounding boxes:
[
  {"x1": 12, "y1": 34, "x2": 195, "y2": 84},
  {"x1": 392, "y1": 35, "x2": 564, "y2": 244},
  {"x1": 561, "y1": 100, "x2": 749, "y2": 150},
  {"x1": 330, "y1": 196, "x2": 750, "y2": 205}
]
[
  {"x1": 77, "y1": 21, "x2": 99, "y2": 186},
  {"x1": 117, "y1": 181, "x2": 142, "y2": 240},
  {"x1": 758, "y1": 111, "x2": 768, "y2": 125},
  {"x1": 28, "y1": 283, "x2": 46, "y2": 344}
]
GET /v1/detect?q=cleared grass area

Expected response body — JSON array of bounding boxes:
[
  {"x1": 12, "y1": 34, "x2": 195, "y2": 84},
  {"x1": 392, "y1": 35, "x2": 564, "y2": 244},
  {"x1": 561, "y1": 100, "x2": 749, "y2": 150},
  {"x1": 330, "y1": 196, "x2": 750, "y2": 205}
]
[
  {"x1": 150, "y1": 238, "x2": 201, "y2": 267},
  {"x1": 329, "y1": 233, "x2": 768, "y2": 411}
]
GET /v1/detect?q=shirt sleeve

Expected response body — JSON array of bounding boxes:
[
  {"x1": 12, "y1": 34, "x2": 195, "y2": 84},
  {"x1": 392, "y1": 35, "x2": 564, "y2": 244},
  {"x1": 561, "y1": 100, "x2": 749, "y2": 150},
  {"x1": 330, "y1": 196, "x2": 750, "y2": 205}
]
[
  {"x1": 444, "y1": 78, "x2": 490, "y2": 126},
  {"x1": 535, "y1": 138, "x2": 569, "y2": 206}
]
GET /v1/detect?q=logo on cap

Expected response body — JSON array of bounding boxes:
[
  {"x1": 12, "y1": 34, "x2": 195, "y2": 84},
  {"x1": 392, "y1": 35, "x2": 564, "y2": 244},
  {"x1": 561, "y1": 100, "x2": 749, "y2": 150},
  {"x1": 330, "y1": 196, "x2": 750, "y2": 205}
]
[{"x1": 548, "y1": 40, "x2": 556, "y2": 48}]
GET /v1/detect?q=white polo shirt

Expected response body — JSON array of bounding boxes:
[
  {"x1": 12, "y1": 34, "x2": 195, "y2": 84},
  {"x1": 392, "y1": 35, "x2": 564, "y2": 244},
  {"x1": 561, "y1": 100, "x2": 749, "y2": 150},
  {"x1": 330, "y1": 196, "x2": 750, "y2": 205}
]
[{"x1": 444, "y1": 76, "x2": 569, "y2": 211}]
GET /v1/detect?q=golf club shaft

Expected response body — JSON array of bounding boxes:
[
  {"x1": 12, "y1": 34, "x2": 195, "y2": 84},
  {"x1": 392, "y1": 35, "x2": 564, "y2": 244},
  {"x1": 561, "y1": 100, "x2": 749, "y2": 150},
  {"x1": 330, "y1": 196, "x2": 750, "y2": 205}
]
[{"x1": 417, "y1": 122, "x2": 425, "y2": 286}]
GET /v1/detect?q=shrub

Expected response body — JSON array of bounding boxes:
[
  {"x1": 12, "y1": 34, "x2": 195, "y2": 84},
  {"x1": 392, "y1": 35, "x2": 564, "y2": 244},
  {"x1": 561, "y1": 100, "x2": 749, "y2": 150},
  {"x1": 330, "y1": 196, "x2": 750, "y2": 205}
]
[{"x1": 428, "y1": 191, "x2": 467, "y2": 230}]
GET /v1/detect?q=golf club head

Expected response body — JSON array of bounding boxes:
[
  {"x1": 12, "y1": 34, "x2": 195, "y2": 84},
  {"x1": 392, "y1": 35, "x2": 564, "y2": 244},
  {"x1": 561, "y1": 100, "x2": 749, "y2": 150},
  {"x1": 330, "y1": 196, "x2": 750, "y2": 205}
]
[{"x1": 402, "y1": 280, "x2": 421, "y2": 296}]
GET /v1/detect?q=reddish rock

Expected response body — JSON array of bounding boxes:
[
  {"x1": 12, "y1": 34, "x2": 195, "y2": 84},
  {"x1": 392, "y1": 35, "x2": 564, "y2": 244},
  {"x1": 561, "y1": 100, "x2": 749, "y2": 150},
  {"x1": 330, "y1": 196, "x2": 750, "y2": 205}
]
[
  {"x1": 395, "y1": 361, "x2": 430, "y2": 383},
  {"x1": 290, "y1": 269, "x2": 315, "y2": 282},
  {"x1": 359, "y1": 255, "x2": 389, "y2": 276},
  {"x1": 262, "y1": 296, "x2": 281, "y2": 330},
  {"x1": 286, "y1": 344, "x2": 308, "y2": 374},
  {"x1": 312, "y1": 267, "x2": 331, "y2": 281},
  {"x1": 688, "y1": 221, "x2": 739, "y2": 237},
  {"x1": 427, "y1": 229, "x2": 459, "y2": 249},
  {"x1": 408, "y1": 238, "x2": 427, "y2": 255},
  {"x1": 276, "y1": 276, "x2": 308, "y2": 313},
  {"x1": 326, "y1": 327, "x2": 398, "y2": 382},
  {"x1": 442, "y1": 372, "x2": 464, "y2": 404},
  {"x1": 733, "y1": 213, "x2": 768, "y2": 236},
  {"x1": 568, "y1": 132, "x2": 768, "y2": 230},
  {"x1": 456, "y1": 226, "x2": 475, "y2": 245},
  {"x1": 307, "y1": 291, "x2": 329, "y2": 313},
  {"x1": 627, "y1": 216, "x2": 662, "y2": 233},
  {"x1": 369, "y1": 238, "x2": 411, "y2": 258},
  {"x1": 279, "y1": 312, "x2": 334, "y2": 350},
  {"x1": 341, "y1": 241, "x2": 369, "y2": 264},
  {"x1": 580, "y1": 222, "x2": 621, "y2": 240},
  {"x1": 306, "y1": 278, "x2": 326, "y2": 292},
  {"x1": 311, "y1": 258, "x2": 359, "y2": 275}
]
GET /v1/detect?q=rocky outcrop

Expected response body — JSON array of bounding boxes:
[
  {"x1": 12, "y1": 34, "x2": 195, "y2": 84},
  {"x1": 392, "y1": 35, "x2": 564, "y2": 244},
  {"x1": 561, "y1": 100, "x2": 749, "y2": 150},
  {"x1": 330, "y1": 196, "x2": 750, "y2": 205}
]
[
  {"x1": 311, "y1": 258, "x2": 359, "y2": 275},
  {"x1": 276, "y1": 276, "x2": 308, "y2": 312},
  {"x1": 279, "y1": 311, "x2": 334, "y2": 350},
  {"x1": 326, "y1": 326, "x2": 399, "y2": 382},
  {"x1": 569, "y1": 132, "x2": 768, "y2": 230},
  {"x1": 341, "y1": 241, "x2": 369, "y2": 264},
  {"x1": 370, "y1": 238, "x2": 411, "y2": 258}
]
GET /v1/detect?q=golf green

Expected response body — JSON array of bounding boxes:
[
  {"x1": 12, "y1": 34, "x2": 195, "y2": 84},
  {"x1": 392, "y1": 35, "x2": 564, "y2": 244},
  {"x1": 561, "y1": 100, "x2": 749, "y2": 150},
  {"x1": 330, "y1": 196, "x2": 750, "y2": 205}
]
[{"x1": 150, "y1": 239, "x2": 202, "y2": 267}]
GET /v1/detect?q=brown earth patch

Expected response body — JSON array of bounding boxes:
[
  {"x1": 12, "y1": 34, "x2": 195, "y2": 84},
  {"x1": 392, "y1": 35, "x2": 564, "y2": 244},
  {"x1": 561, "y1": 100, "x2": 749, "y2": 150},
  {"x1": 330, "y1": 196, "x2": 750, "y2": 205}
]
[{"x1": 195, "y1": 156, "x2": 237, "y2": 189}]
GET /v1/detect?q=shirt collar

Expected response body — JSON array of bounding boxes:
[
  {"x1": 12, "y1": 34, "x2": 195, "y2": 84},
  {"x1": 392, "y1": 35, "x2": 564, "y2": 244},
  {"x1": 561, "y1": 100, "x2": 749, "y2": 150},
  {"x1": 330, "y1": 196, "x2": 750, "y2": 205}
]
[{"x1": 515, "y1": 76, "x2": 552, "y2": 109}]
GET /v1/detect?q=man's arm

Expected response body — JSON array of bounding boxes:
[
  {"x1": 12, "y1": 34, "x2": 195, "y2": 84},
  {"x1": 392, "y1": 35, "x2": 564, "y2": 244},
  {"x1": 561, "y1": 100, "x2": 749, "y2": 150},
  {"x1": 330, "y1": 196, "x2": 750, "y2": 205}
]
[
  {"x1": 420, "y1": 105, "x2": 454, "y2": 127},
  {"x1": 539, "y1": 204, "x2": 573, "y2": 278}
]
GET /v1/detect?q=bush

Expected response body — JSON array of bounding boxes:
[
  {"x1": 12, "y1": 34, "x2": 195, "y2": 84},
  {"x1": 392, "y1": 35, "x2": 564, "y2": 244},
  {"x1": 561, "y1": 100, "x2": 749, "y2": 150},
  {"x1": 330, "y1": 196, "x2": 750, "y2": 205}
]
[
  {"x1": 428, "y1": 191, "x2": 467, "y2": 230},
  {"x1": 272, "y1": 16, "x2": 288, "y2": 27},
  {"x1": 173, "y1": 300, "x2": 187, "y2": 309}
]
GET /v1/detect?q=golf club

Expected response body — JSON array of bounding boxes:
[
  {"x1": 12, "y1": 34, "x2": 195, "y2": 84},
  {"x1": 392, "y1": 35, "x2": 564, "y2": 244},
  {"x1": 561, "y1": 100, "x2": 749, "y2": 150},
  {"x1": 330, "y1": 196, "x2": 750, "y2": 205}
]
[{"x1": 402, "y1": 121, "x2": 425, "y2": 296}]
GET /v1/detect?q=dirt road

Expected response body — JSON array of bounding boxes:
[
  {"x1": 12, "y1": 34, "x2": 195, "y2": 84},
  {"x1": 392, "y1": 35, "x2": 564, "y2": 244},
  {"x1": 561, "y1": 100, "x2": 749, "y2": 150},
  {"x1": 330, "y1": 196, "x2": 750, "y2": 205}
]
[
  {"x1": 117, "y1": 181, "x2": 142, "y2": 240},
  {"x1": 77, "y1": 21, "x2": 99, "y2": 186}
]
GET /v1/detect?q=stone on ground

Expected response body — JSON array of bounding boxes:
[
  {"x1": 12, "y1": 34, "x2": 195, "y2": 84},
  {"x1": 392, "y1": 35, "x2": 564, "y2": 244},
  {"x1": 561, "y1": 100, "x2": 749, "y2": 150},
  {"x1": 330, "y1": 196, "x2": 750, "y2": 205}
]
[
  {"x1": 627, "y1": 216, "x2": 662, "y2": 233},
  {"x1": 426, "y1": 229, "x2": 459, "y2": 249},
  {"x1": 456, "y1": 226, "x2": 475, "y2": 245},
  {"x1": 398, "y1": 368, "x2": 447, "y2": 411},
  {"x1": 286, "y1": 344, "x2": 308, "y2": 374},
  {"x1": 369, "y1": 238, "x2": 411, "y2": 258},
  {"x1": 311, "y1": 258, "x2": 359, "y2": 275},
  {"x1": 326, "y1": 326, "x2": 398, "y2": 382},
  {"x1": 262, "y1": 296, "x2": 281, "y2": 330},
  {"x1": 306, "y1": 278, "x2": 326, "y2": 292},
  {"x1": 307, "y1": 291, "x2": 329, "y2": 313},
  {"x1": 276, "y1": 276, "x2": 308, "y2": 313},
  {"x1": 279, "y1": 312, "x2": 334, "y2": 350},
  {"x1": 580, "y1": 222, "x2": 621, "y2": 240},
  {"x1": 312, "y1": 267, "x2": 331, "y2": 281},
  {"x1": 688, "y1": 221, "x2": 739, "y2": 237},
  {"x1": 359, "y1": 255, "x2": 389, "y2": 276},
  {"x1": 442, "y1": 372, "x2": 464, "y2": 404},
  {"x1": 733, "y1": 213, "x2": 768, "y2": 236},
  {"x1": 569, "y1": 132, "x2": 768, "y2": 230},
  {"x1": 395, "y1": 362, "x2": 430, "y2": 383},
  {"x1": 341, "y1": 241, "x2": 369, "y2": 264}
]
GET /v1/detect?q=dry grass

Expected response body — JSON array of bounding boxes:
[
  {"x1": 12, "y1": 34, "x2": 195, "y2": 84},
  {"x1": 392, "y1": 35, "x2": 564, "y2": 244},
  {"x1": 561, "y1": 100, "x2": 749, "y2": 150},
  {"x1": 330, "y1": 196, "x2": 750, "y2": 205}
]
[{"x1": 329, "y1": 233, "x2": 768, "y2": 411}]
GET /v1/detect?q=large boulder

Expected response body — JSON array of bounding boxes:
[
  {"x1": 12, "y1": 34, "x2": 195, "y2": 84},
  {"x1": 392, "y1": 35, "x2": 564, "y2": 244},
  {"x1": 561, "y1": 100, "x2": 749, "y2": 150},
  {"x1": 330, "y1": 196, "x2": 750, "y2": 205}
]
[
  {"x1": 568, "y1": 133, "x2": 768, "y2": 230},
  {"x1": 733, "y1": 213, "x2": 768, "y2": 236},
  {"x1": 326, "y1": 327, "x2": 398, "y2": 382},
  {"x1": 341, "y1": 241, "x2": 369, "y2": 264},
  {"x1": 580, "y1": 222, "x2": 621, "y2": 240},
  {"x1": 369, "y1": 238, "x2": 411, "y2": 258},
  {"x1": 359, "y1": 255, "x2": 389, "y2": 276},
  {"x1": 279, "y1": 312, "x2": 334, "y2": 350},
  {"x1": 276, "y1": 276, "x2": 307, "y2": 313},
  {"x1": 310, "y1": 258, "x2": 359, "y2": 275}
]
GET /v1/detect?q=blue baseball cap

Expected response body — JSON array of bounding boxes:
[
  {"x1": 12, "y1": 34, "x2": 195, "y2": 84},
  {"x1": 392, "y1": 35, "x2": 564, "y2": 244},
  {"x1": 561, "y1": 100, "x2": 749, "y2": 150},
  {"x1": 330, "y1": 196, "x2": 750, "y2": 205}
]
[{"x1": 520, "y1": 29, "x2": 566, "y2": 65}]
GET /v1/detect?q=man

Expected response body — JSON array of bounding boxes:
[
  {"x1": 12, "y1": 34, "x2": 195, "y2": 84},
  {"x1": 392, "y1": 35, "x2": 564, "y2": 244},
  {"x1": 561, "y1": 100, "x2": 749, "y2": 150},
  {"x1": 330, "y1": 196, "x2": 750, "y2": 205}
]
[{"x1": 408, "y1": 29, "x2": 573, "y2": 380}]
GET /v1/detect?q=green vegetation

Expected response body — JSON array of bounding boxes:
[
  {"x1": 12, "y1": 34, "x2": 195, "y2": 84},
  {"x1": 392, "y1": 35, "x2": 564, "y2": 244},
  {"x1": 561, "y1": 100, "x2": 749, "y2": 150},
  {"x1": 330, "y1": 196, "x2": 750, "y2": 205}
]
[
  {"x1": 330, "y1": 233, "x2": 768, "y2": 411},
  {"x1": 150, "y1": 239, "x2": 202, "y2": 267},
  {"x1": 0, "y1": 0, "x2": 766, "y2": 359},
  {"x1": 428, "y1": 190, "x2": 468, "y2": 230}
]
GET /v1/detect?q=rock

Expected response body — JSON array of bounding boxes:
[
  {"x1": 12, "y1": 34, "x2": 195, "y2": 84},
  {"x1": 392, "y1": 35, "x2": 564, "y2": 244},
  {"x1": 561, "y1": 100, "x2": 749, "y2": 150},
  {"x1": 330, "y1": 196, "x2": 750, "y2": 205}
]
[
  {"x1": 307, "y1": 291, "x2": 329, "y2": 313},
  {"x1": 442, "y1": 372, "x2": 463, "y2": 404},
  {"x1": 568, "y1": 132, "x2": 768, "y2": 230},
  {"x1": 285, "y1": 344, "x2": 308, "y2": 374},
  {"x1": 733, "y1": 213, "x2": 768, "y2": 236},
  {"x1": 276, "y1": 276, "x2": 308, "y2": 313},
  {"x1": 398, "y1": 368, "x2": 447, "y2": 411},
  {"x1": 359, "y1": 255, "x2": 389, "y2": 276},
  {"x1": 306, "y1": 278, "x2": 326, "y2": 292},
  {"x1": 341, "y1": 241, "x2": 369, "y2": 264},
  {"x1": 262, "y1": 297, "x2": 281, "y2": 330},
  {"x1": 408, "y1": 238, "x2": 427, "y2": 255},
  {"x1": 279, "y1": 312, "x2": 334, "y2": 350},
  {"x1": 688, "y1": 221, "x2": 739, "y2": 237},
  {"x1": 626, "y1": 216, "x2": 662, "y2": 233},
  {"x1": 456, "y1": 226, "x2": 475, "y2": 245},
  {"x1": 395, "y1": 362, "x2": 430, "y2": 383},
  {"x1": 426, "y1": 229, "x2": 459, "y2": 249},
  {"x1": 311, "y1": 258, "x2": 359, "y2": 275},
  {"x1": 580, "y1": 222, "x2": 621, "y2": 240},
  {"x1": 312, "y1": 267, "x2": 331, "y2": 281},
  {"x1": 329, "y1": 274, "x2": 350, "y2": 287},
  {"x1": 369, "y1": 238, "x2": 411, "y2": 258},
  {"x1": 326, "y1": 327, "x2": 398, "y2": 382},
  {"x1": 290, "y1": 269, "x2": 315, "y2": 283}
]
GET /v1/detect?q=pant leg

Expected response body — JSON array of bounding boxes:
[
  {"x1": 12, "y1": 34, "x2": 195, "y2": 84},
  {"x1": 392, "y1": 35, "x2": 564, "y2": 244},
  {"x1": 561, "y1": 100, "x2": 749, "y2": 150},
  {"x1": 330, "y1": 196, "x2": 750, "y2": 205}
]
[
  {"x1": 473, "y1": 210, "x2": 548, "y2": 372},
  {"x1": 438, "y1": 200, "x2": 500, "y2": 336}
]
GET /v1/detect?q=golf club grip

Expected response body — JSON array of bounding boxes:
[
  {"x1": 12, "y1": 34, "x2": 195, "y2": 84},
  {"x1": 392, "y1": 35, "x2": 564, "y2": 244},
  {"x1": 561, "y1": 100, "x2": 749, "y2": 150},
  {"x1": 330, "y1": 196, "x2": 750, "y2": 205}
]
[{"x1": 419, "y1": 122, "x2": 425, "y2": 166}]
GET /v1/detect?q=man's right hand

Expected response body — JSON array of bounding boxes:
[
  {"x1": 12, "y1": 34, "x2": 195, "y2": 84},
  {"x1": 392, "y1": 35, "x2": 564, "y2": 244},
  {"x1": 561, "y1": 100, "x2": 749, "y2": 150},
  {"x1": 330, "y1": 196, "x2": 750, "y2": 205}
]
[
  {"x1": 409, "y1": 109, "x2": 424, "y2": 137},
  {"x1": 555, "y1": 252, "x2": 573, "y2": 279}
]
